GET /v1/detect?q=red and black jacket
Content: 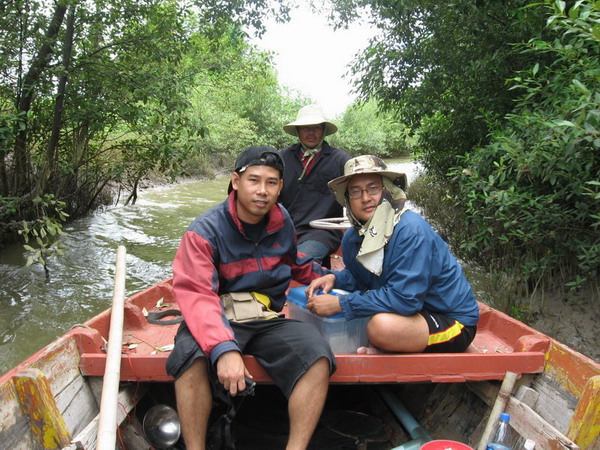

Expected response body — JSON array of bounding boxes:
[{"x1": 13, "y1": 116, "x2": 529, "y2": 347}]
[{"x1": 173, "y1": 191, "x2": 327, "y2": 366}]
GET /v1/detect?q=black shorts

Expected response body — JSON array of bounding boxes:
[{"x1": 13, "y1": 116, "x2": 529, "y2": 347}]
[
  {"x1": 419, "y1": 311, "x2": 476, "y2": 353},
  {"x1": 166, "y1": 318, "x2": 336, "y2": 398}
]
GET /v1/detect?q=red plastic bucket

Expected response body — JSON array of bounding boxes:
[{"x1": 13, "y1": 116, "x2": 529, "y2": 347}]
[{"x1": 420, "y1": 440, "x2": 474, "y2": 450}]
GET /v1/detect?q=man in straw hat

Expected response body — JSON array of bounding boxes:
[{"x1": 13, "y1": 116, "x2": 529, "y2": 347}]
[
  {"x1": 306, "y1": 155, "x2": 479, "y2": 354},
  {"x1": 279, "y1": 104, "x2": 350, "y2": 264},
  {"x1": 168, "y1": 146, "x2": 336, "y2": 449}
]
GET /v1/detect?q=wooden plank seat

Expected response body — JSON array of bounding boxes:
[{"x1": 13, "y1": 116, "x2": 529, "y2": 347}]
[{"x1": 76, "y1": 279, "x2": 550, "y2": 383}]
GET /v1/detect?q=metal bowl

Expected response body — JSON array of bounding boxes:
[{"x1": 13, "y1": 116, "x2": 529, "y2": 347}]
[{"x1": 142, "y1": 404, "x2": 181, "y2": 449}]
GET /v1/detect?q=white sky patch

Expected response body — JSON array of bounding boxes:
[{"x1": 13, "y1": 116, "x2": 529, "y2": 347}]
[{"x1": 251, "y1": 5, "x2": 376, "y2": 119}]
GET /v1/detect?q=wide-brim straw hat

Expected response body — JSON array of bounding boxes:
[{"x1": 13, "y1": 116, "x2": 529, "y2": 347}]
[
  {"x1": 283, "y1": 104, "x2": 338, "y2": 137},
  {"x1": 328, "y1": 155, "x2": 407, "y2": 206}
]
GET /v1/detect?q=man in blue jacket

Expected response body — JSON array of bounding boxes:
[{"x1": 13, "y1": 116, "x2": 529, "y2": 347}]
[{"x1": 306, "y1": 155, "x2": 478, "y2": 353}]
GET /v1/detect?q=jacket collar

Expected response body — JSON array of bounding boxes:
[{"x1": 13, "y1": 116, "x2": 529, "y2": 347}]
[{"x1": 227, "y1": 190, "x2": 285, "y2": 235}]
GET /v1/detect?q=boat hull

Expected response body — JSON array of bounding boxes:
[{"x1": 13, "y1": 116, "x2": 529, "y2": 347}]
[{"x1": 1, "y1": 278, "x2": 598, "y2": 449}]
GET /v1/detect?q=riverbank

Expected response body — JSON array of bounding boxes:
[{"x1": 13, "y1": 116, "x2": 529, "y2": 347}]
[
  {"x1": 528, "y1": 288, "x2": 599, "y2": 361},
  {"x1": 466, "y1": 268, "x2": 600, "y2": 361}
]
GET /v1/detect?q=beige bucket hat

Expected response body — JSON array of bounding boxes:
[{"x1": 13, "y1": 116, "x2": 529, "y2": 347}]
[
  {"x1": 283, "y1": 104, "x2": 338, "y2": 137},
  {"x1": 328, "y1": 155, "x2": 408, "y2": 206}
]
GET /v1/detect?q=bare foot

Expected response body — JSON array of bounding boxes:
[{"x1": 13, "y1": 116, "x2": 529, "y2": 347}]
[{"x1": 357, "y1": 346, "x2": 380, "y2": 354}]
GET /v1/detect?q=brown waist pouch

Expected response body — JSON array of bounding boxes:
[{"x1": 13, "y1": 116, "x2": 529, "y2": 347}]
[{"x1": 220, "y1": 292, "x2": 279, "y2": 323}]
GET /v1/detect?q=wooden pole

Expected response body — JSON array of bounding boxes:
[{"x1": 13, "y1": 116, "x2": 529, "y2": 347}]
[
  {"x1": 477, "y1": 371, "x2": 518, "y2": 450},
  {"x1": 96, "y1": 245, "x2": 127, "y2": 450}
]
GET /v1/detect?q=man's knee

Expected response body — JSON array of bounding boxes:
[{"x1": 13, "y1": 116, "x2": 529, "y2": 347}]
[
  {"x1": 312, "y1": 356, "x2": 330, "y2": 373},
  {"x1": 297, "y1": 239, "x2": 329, "y2": 262},
  {"x1": 304, "y1": 357, "x2": 331, "y2": 384},
  {"x1": 176, "y1": 358, "x2": 209, "y2": 389},
  {"x1": 367, "y1": 313, "x2": 428, "y2": 351},
  {"x1": 367, "y1": 313, "x2": 398, "y2": 336},
  {"x1": 293, "y1": 357, "x2": 331, "y2": 393}
]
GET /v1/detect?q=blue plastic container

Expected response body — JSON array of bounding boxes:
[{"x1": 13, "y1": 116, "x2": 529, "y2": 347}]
[{"x1": 286, "y1": 286, "x2": 370, "y2": 353}]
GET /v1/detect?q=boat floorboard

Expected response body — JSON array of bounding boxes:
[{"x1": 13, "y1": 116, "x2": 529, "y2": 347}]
[{"x1": 77, "y1": 279, "x2": 549, "y2": 383}]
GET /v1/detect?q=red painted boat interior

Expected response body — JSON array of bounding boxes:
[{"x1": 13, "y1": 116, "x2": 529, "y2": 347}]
[{"x1": 73, "y1": 278, "x2": 551, "y2": 383}]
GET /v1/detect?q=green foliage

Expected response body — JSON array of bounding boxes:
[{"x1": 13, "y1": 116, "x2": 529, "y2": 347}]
[
  {"x1": 450, "y1": 0, "x2": 600, "y2": 290},
  {"x1": 330, "y1": 99, "x2": 415, "y2": 157},
  {"x1": 0, "y1": 195, "x2": 19, "y2": 219},
  {"x1": 332, "y1": 0, "x2": 551, "y2": 177},
  {"x1": 186, "y1": 32, "x2": 306, "y2": 167},
  {"x1": 407, "y1": 173, "x2": 464, "y2": 248},
  {"x1": 18, "y1": 195, "x2": 69, "y2": 279},
  {"x1": 331, "y1": 0, "x2": 598, "y2": 300},
  {"x1": 0, "y1": 0, "x2": 298, "y2": 227}
]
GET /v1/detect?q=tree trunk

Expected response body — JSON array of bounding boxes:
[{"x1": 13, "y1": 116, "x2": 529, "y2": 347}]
[
  {"x1": 12, "y1": 1, "x2": 67, "y2": 195},
  {"x1": 0, "y1": 146, "x2": 8, "y2": 196},
  {"x1": 36, "y1": 4, "x2": 76, "y2": 197},
  {"x1": 124, "y1": 176, "x2": 140, "y2": 206},
  {"x1": 86, "y1": 176, "x2": 111, "y2": 211}
]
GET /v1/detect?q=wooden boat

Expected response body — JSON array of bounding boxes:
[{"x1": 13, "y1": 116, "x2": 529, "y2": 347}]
[{"x1": 1, "y1": 272, "x2": 599, "y2": 449}]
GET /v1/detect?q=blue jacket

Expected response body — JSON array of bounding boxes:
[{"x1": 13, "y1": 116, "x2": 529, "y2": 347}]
[
  {"x1": 333, "y1": 211, "x2": 479, "y2": 326},
  {"x1": 173, "y1": 192, "x2": 327, "y2": 365}
]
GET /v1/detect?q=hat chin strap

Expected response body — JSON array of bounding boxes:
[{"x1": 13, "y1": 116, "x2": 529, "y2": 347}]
[{"x1": 301, "y1": 141, "x2": 321, "y2": 152}]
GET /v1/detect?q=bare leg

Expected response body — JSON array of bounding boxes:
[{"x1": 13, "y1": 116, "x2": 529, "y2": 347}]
[
  {"x1": 174, "y1": 358, "x2": 213, "y2": 450},
  {"x1": 286, "y1": 357, "x2": 330, "y2": 450},
  {"x1": 367, "y1": 313, "x2": 429, "y2": 352}
]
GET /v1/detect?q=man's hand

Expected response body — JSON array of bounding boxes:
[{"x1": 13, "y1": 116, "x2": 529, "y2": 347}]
[
  {"x1": 305, "y1": 273, "x2": 336, "y2": 298},
  {"x1": 216, "y1": 351, "x2": 253, "y2": 396},
  {"x1": 307, "y1": 293, "x2": 343, "y2": 317}
]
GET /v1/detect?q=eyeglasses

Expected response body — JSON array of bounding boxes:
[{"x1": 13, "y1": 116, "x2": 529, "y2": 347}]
[{"x1": 347, "y1": 185, "x2": 383, "y2": 199}]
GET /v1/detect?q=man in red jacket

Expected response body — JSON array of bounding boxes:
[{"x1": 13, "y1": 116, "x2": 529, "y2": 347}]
[{"x1": 167, "y1": 146, "x2": 336, "y2": 450}]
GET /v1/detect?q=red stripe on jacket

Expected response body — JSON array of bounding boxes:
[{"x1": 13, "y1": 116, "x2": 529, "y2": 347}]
[
  {"x1": 219, "y1": 256, "x2": 287, "y2": 279},
  {"x1": 173, "y1": 231, "x2": 236, "y2": 356}
]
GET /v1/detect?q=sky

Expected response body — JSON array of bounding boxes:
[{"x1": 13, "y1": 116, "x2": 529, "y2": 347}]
[{"x1": 251, "y1": 5, "x2": 376, "y2": 119}]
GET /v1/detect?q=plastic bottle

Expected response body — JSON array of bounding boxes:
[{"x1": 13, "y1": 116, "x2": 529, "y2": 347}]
[{"x1": 485, "y1": 413, "x2": 517, "y2": 450}]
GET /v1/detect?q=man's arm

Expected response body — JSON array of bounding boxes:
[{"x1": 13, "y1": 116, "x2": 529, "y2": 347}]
[
  {"x1": 287, "y1": 249, "x2": 330, "y2": 284},
  {"x1": 173, "y1": 231, "x2": 238, "y2": 359},
  {"x1": 338, "y1": 230, "x2": 431, "y2": 319}
]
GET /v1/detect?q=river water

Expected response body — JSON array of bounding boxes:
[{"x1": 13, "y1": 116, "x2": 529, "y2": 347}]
[{"x1": 0, "y1": 159, "x2": 420, "y2": 375}]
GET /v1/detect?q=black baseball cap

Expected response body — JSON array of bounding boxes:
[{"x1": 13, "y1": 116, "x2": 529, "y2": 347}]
[{"x1": 228, "y1": 146, "x2": 285, "y2": 193}]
